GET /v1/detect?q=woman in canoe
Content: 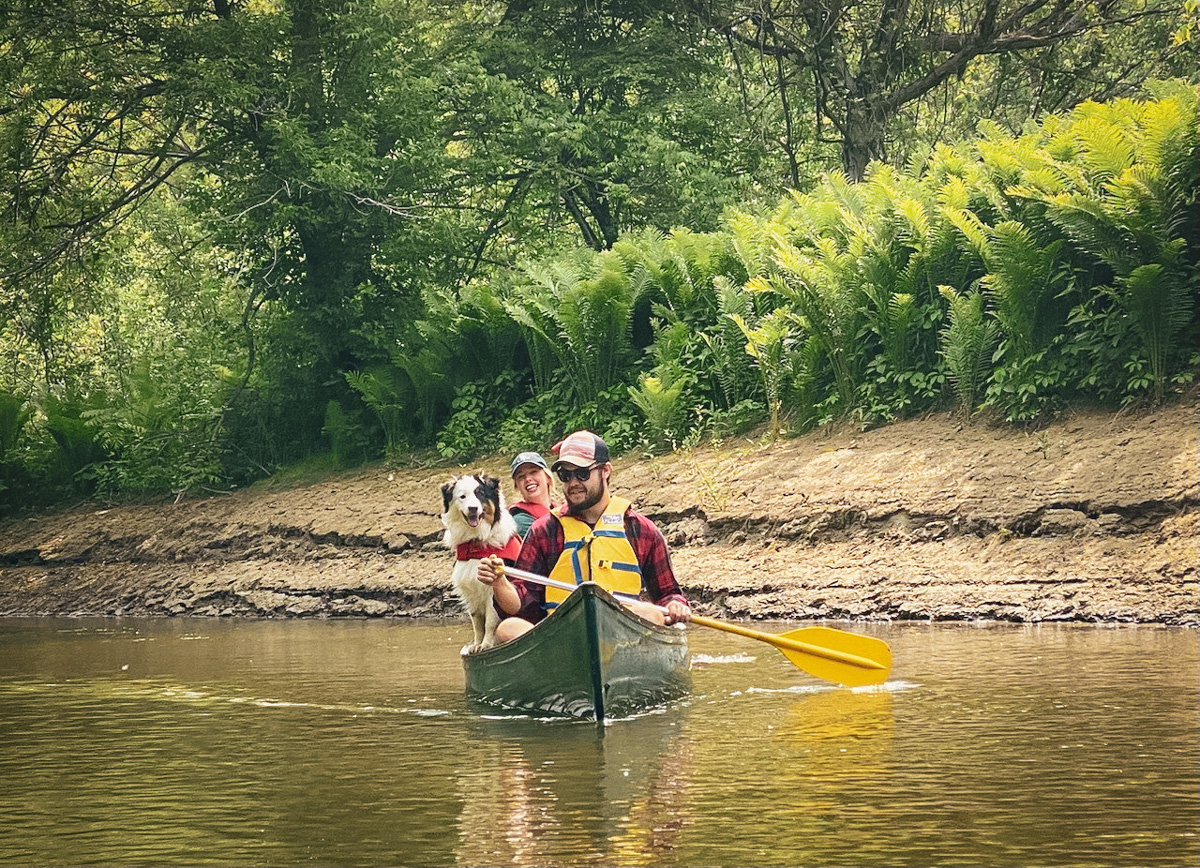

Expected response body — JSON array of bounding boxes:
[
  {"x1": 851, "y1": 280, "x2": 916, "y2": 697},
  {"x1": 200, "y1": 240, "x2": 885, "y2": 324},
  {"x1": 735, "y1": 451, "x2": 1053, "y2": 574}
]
[{"x1": 507, "y1": 451, "x2": 558, "y2": 539}]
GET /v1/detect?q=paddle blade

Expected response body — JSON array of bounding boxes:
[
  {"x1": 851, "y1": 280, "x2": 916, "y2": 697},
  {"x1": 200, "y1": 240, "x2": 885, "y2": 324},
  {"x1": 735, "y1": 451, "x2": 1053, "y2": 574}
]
[{"x1": 779, "y1": 626, "x2": 892, "y2": 687}]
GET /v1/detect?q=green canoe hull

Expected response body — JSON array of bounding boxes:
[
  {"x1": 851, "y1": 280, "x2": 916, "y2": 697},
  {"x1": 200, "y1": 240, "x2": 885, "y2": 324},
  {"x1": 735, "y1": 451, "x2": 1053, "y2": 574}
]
[{"x1": 462, "y1": 582, "x2": 691, "y2": 722}]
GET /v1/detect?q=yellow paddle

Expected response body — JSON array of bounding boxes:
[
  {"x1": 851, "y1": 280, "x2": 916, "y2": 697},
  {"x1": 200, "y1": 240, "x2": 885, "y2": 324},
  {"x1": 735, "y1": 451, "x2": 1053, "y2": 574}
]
[
  {"x1": 498, "y1": 565, "x2": 892, "y2": 688},
  {"x1": 688, "y1": 618, "x2": 892, "y2": 688}
]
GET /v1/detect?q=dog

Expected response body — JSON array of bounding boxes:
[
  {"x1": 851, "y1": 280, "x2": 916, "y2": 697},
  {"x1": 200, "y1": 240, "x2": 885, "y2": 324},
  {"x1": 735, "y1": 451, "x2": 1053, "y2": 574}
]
[{"x1": 441, "y1": 473, "x2": 520, "y2": 655}]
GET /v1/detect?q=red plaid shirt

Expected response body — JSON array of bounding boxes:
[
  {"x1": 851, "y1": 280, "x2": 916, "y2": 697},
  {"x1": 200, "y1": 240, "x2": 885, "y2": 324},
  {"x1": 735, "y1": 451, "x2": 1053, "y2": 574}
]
[{"x1": 506, "y1": 504, "x2": 688, "y2": 624}]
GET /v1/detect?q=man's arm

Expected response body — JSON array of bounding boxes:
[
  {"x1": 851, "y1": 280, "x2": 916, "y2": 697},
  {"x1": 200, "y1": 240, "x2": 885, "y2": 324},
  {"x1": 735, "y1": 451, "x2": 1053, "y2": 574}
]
[
  {"x1": 627, "y1": 511, "x2": 691, "y2": 622},
  {"x1": 498, "y1": 514, "x2": 563, "y2": 622}
]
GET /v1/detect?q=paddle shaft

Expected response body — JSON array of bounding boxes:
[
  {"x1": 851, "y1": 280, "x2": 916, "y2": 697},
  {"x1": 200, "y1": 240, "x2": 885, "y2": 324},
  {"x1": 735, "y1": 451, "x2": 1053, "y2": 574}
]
[{"x1": 498, "y1": 565, "x2": 886, "y2": 674}]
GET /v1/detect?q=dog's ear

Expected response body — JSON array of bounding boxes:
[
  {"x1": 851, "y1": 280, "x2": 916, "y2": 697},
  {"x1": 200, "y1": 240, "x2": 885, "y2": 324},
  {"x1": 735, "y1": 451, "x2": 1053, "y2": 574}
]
[
  {"x1": 475, "y1": 474, "x2": 500, "y2": 522},
  {"x1": 475, "y1": 473, "x2": 500, "y2": 502},
  {"x1": 440, "y1": 477, "x2": 458, "y2": 512}
]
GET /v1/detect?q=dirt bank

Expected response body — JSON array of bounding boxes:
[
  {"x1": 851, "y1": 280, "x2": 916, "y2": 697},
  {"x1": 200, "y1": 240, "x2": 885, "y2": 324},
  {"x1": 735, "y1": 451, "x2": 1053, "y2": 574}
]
[{"x1": 1, "y1": 400, "x2": 1196, "y2": 626}]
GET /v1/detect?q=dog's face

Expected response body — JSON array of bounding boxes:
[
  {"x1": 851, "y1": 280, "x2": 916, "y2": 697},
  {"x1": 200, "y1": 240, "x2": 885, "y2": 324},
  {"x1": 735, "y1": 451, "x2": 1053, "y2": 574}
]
[{"x1": 441, "y1": 473, "x2": 502, "y2": 530}]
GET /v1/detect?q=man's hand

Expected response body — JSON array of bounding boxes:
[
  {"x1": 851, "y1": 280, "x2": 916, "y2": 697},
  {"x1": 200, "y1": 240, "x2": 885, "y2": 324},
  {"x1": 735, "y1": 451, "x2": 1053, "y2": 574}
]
[
  {"x1": 477, "y1": 556, "x2": 523, "y2": 618},
  {"x1": 662, "y1": 600, "x2": 692, "y2": 625},
  {"x1": 476, "y1": 554, "x2": 504, "y2": 586}
]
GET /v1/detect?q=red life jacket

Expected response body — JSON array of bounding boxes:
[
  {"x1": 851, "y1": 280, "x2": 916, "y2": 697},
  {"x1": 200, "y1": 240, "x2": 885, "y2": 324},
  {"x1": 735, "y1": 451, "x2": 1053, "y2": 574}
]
[{"x1": 510, "y1": 501, "x2": 553, "y2": 520}]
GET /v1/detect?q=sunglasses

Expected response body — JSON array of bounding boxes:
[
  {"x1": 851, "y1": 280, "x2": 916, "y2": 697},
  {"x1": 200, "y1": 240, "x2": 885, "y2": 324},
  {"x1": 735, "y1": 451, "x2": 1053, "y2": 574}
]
[{"x1": 555, "y1": 465, "x2": 597, "y2": 483}]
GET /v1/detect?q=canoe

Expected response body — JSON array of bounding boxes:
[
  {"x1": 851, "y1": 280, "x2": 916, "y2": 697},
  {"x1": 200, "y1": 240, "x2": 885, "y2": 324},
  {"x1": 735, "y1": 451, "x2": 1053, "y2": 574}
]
[{"x1": 461, "y1": 582, "x2": 691, "y2": 722}]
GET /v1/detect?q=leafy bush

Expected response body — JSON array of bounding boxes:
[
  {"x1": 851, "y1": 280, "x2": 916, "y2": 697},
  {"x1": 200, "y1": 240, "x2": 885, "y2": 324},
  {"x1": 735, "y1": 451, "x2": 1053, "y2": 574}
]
[
  {"x1": 7, "y1": 85, "x2": 1196, "y2": 499},
  {"x1": 435, "y1": 371, "x2": 525, "y2": 460}
]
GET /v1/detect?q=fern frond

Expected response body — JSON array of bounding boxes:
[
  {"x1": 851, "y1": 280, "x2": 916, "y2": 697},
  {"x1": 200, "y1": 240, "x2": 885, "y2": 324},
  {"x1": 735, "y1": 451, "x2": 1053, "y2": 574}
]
[
  {"x1": 942, "y1": 206, "x2": 990, "y2": 260},
  {"x1": 979, "y1": 222, "x2": 1066, "y2": 355},
  {"x1": 1121, "y1": 263, "x2": 1194, "y2": 400},
  {"x1": 1074, "y1": 116, "x2": 1134, "y2": 180},
  {"x1": 938, "y1": 286, "x2": 1000, "y2": 416},
  {"x1": 628, "y1": 370, "x2": 685, "y2": 449}
]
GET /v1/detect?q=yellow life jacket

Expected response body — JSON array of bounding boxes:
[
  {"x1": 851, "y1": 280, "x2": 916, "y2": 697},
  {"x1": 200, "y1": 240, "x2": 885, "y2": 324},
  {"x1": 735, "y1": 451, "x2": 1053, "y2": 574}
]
[{"x1": 545, "y1": 496, "x2": 643, "y2": 609}]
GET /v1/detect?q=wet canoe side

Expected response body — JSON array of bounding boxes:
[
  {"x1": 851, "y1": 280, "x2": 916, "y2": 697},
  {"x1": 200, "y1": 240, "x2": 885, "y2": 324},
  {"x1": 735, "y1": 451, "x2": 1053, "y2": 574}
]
[{"x1": 461, "y1": 583, "x2": 690, "y2": 722}]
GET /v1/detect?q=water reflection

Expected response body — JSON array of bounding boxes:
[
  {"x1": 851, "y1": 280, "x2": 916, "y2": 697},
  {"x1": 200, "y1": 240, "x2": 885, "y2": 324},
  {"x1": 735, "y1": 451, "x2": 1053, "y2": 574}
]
[
  {"x1": 454, "y1": 713, "x2": 692, "y2": 865},
  {"x1": 781, "y1": 687, "x2": 894, "y2": 782}
]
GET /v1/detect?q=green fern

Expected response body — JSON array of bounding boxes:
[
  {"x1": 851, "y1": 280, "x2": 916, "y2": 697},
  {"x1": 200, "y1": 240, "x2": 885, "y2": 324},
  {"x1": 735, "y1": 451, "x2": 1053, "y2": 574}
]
[
  {"x1": 766, "y1": 230, "x2": 865, "y2": 413},
  {"x1": 558, "y1": 264, "x2": 638, "y2": 398},
  {"x1": 1029, "y1": 88, "x2": 1198, "y2": 401},
  {"x1": 730, "y1": 309, "x2": 792, "y2": 439},
  {"x1": 628, "y1": 370, "x2": 686, "y2": 452},
  {"x1": 504, "y1": 249, "x2": 641, "y2": 410},
  {"x1": 939, "y1": 285, "x2": 1001, "y2": 416},
  {"x1": 390, "y1": 348, "x2": 454, "y2": 445},
  {"x1": 344, "y1": 366, "x2": 407, "y2": 450},
  {"x1": 1074, "y1": 114, "x2": 1135, "y2": 180},
  {"x1": 1121, "y1": 263, "x2": 1194, "y2": 401},
  {"x1": 702, "y1": 276, "x2": 757, "y2": 409},
  {"x1": 979, "y1": 222, "x2": 1068, "y2": 355}
]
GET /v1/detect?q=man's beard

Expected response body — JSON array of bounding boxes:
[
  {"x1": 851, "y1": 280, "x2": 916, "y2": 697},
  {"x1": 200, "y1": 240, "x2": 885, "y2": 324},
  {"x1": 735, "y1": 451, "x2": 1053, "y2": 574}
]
[{"x1": 566, "y1": 486, "x2": 603, "y2": 516}]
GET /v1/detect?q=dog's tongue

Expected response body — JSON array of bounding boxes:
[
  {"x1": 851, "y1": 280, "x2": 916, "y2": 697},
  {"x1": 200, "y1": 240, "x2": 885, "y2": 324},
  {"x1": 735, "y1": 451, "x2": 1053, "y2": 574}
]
[{"x1": 467, "y1": 516, "x2": 480, "y2": 528}]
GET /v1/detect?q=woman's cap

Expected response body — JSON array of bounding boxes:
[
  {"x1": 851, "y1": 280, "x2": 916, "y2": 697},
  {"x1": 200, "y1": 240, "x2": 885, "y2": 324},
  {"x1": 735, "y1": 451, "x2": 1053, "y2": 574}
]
[{"x1": 510, "y1": 451, "x2": 549, "y2": 477}]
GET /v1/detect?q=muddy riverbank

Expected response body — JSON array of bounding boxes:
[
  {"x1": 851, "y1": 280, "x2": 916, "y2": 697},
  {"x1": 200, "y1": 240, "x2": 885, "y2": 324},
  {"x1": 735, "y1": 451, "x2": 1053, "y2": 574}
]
[{"x1": 1, "y1": 400, "x2": 1196, "y2": 626}]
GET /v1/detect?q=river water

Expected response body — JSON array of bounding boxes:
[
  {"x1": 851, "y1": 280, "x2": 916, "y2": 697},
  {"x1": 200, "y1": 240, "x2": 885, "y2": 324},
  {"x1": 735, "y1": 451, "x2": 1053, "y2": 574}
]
[{"x1": 0, "y1": 616, "x2": 1195, "y2": 867}]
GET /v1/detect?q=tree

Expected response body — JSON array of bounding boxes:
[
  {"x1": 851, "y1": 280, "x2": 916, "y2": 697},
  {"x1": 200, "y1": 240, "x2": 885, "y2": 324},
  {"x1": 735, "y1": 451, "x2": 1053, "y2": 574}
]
[
  {"x1": 3, "y1": 1, "x2": 464, "y2": 358},
  {"x1": 440, "y1": 0, "x2": 773, "y2": 256},
  {"x1": 705, "y1": 0, "x2": 1188, "y2": 180}
]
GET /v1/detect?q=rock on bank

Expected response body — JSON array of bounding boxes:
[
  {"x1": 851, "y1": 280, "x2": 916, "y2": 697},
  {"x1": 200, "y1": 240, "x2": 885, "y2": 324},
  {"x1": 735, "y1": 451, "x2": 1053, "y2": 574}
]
[{"x1": 0, "y1": 401, "x2": 1196, "y2": 626}]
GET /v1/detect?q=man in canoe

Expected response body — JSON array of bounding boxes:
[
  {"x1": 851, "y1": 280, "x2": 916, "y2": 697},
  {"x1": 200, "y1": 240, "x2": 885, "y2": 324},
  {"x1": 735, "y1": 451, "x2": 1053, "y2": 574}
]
[{"x1": 477, "y1": 430, "x2": 693, "y2": 643}]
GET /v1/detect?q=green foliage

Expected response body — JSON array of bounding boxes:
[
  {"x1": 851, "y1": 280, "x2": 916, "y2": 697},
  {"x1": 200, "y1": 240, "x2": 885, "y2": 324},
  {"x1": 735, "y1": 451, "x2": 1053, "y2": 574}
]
[
  {"x1": 709, "y1": 0, "x2": 1188, "y2": 181},
  {"x1": 0, "y1": 391, "x2": 33, "y2": 504},
  {"x1": 321, "y1": 400, "x2": 375, "y2": 469},
  {"x1": 1023, "y1": 87, "x2": 1200, "y2": 402},
  {"x1": 709, "y1": 399, "x2": 769, "y2": 438},
  {"x1": 629, "y1": 371, "x2": 687, "y2": 453},
  {"x1": 0, "y1": 1, "x2": 1194, "y2": 508},
  {"x1": 505, "y1": 249, "x2": 642, "y2": 409},
  {"x1": 703, "y1": 276, "x2": 760, "y2": 411},
  {"x1": 80, "y1": 358, "x2": 227, "y2": 497},
  {"x1": 451, "y1": 1, "x2": 772, "y2": 249},
  {"x1": 435, "y1": 371, "x2": 525, "y2": 460},
  {"x1": 985, "y1": 343, "x2": 1074, "y2": 424},
  {"x1": 729, "y1": 310, "x2": 793, "y2": 439},
  {"x1": 0, "y1": 392, "x2": 31, "y2": 462},
  {"x1": 941, "y1": 211, "x2": 1070, "y2": 357},
  {"x1": 616, "y1": 231, "x2": 760, "y2": 434},
  {"x1": 40, "y1": 395, "x2": 109, "y2": 493},
  {"x1": 939, "y1": 285, "x2": 1002, "y2": 416},
  {"x1": 494, "y1": 380, "x2": 588, "y2": 456},
  {"x1": 344, "y1": 366, "x2": 410, "y2": 453}
]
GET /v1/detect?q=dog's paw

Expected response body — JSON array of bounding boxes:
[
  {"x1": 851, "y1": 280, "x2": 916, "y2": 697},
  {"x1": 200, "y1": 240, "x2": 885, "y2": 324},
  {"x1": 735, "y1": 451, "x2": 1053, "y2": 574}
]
[{"x1": 460, "y1": 642, "x2": 481, "y2": 656}]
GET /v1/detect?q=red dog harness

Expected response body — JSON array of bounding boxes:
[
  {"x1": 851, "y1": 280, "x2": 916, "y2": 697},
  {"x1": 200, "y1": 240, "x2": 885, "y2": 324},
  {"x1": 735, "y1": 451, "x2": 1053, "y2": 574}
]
[{"x1": 456, "y1": 537, "x2": 521, "y2": 562}]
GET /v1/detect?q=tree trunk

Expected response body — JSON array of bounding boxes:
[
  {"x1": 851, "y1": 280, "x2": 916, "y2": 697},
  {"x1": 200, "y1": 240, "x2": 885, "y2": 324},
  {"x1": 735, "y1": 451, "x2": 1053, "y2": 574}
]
[{"x1": 840, "y1": 97, "x2": 889, "y2": 182}]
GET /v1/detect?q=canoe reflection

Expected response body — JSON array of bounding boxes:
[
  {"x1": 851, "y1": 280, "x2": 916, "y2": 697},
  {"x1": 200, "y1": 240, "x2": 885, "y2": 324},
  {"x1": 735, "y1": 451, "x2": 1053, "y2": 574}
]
[{"x1": 455, "y1": 713, "x2": 691, "y2": 865}]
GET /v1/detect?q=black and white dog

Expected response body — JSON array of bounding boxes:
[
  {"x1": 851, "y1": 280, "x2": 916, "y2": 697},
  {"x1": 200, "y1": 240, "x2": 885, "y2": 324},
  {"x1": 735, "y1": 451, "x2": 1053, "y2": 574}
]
[{"x1": 441, "y1": 473, "x2": 520, "y2": 655}]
